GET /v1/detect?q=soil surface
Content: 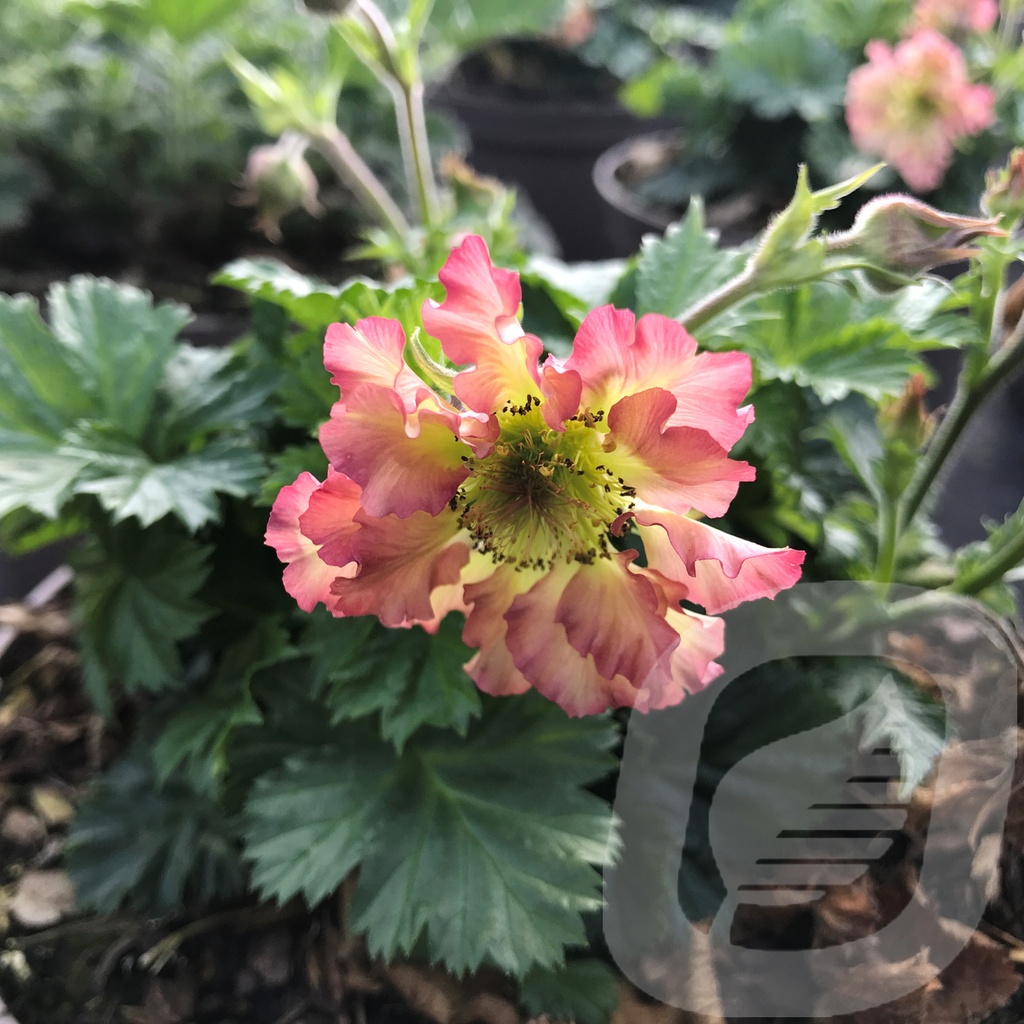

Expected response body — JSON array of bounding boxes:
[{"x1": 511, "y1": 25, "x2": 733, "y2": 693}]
[{"x1": 3, "y1": 580, "x2": 1024, "y2": 1023}]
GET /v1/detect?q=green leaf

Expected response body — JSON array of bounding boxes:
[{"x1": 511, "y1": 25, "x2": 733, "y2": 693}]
[
  {"x1": 672, "y1": 653, "x2": 947, "y2": 920},
  {"x1": 158, "y1": 344, "x2": 277, "y2": 442},
  {"x1": 67, "y1": 751, "x2": 244, "y2": 915},
  {"x1": 716, "y1": 6, "x2": 851, "y2": 122},
  {"x1": 151, "y1": 623, "x2": 291, "y2": 793},
  {"x1": 0, "y1": 430, "x2": 87, "y2": 519},
  {"x1": 953, "y1": 498, "x2": 1024, "y2": 614},
  {"x1": 735, "y1": 284, "x2": 930, "y2": 403},
  {"x1": 635, "y1": 201, "x2": 746, "y2": 321},
  {"x1": 0, "y1": 293, "x2": 93, "y2": 436},
  {"x1": 820, "y1": 401, "x2": 885, "y2": 502},
  {"x1": 73, "y1": 527, "x2": 213, "y2": 705},
  {"x1": 841, "y1": 666, "x2": 948, "y2": 799},
  {"x1": 63, "y1": 428, "x2": 265, "y2": 532},
  {"x1": 141, "y1": 0, "x2": 247, "y2": 41},
  {"x1": 46, "y1": 277, "x2": 189, "y2": 440},
  {"x1": 520, "y1": 959, "x2": 620, "y2": 1024},
  {"x1": 313, "y1": 614, "x2": 482, "y2": 751},
  {"x1": 216, "y1": 258, "x2": 342, "y2": 329},
  {"x1": 276, "y1": 328, "x2": 339, "y2": 430},
  {"x1": 215, "y1": 258, "x2": 366, "y2": 330},
  {"x1": 245, "y1": 695, "x2": 617, "y2": 976},
  {"x1": 216, "y1": 258, "x2": 442, "y2": 338},
  {"x1": 522, "y1": 256, "x2": 627, "y2": 325},
  {"x1": 258, "y1": 444, "x2": 330, "y2": 507}
]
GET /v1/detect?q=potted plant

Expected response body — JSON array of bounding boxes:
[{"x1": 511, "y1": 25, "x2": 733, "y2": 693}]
[
  {"x1": 429, "y1": 0, "x2": 696, "y2": 260},
  {"x1": 593, "y1": 0, "x2": 1020, "y2": 250}
]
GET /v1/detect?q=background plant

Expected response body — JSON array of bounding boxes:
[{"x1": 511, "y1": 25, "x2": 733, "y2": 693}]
[
  {"x1": 0, "y1": 0, "x2": 447, "y2": 294},
  {"x1": 619, "y1": 0, "x2": 1023, "y2": 220}
]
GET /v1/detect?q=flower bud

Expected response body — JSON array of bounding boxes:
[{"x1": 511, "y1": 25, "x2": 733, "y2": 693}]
[
  {"x1": 982, "y1": 149, "x2": 1024, "y2": 226},
  {"x1": 829, "y1": 194, "x2": 1005, "y2": 291},
  {"x1": 880, "y1": 374, "x2": 935, "y2": 448},
  {"x1": 239, "y1": 134, "x2": 323, "y2": 241}
]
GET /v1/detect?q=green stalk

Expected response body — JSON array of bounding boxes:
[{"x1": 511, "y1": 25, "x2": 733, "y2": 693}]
[
  {"x1": 351, "y1": 0, "x2": 440, "y2": 228},
  {"x1": 954, "y1": 510, "x2": 1024, "y2": 595},
  {"x1": 679, "y1": 259, "x2": 880, "y2": 333},
  {"x1": 874, "y1": 496, "x2": 899, "y2": 584},
  {"x1": 678, "y1": 266, "x2": 760, "y2": 332},
  {"x1": 309, "y1": 125, "x2": 410, "y2": 238},
  {"x1": 398, "y1": 77, "x2": 441, "y2": 228},
  {"x1": 896, "y1": 310, "x2": 1024, "y2": 534}
]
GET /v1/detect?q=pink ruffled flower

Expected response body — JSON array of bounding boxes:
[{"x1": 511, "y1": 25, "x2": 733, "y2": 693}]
[
  {"x1": 266, "y1": 236, "x2": 804, "y2": 716},
  {"x1": 911, "y1": 0, "x2": 999, "y2": 34},
  {"x1": 845, "y1": 30, "x2": 996, "y2": 193}
]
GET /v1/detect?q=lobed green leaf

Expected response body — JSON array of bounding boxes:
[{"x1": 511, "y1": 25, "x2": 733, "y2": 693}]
[
  {"x1": 73, "y1": 527, "x2": 213, "y2": 706},
  {"x1": 635, "y1": 202, "x2": 746, "y2": 323},
  {"x1": 67, "y1": 751, "x2": 244, "y2": 914},
  {"x1": 245, "y1": 695, "x2": 617, "y2": 976}
]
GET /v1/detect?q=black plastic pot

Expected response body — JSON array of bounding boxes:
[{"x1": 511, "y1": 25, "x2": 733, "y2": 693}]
[
  {"x1": 432, "y1": 81, "x2": 673, "y2": 261},
  {"x1": 593, "y1": 128, "x2": 790, "y2": 255},
  {"x1": 592, "y1": 131, "x2": 681, "y2": 257}
]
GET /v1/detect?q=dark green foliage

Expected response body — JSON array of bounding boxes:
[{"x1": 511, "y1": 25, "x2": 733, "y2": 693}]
[
  {"x1": 309, "y1": 612, "x2": 482, "y2": 751},
  {"x1": 66, "y1": 751, "x2": 245, "y2": 915},
  {"x1": 245, "y1": 694, "x2": 617, "y2": 974},
  {"x1": 73, "y1": 527, "x2": 213, "y2": 707},
  {"x1": 150, "y1": 622, "x2": 291, "y2": 792},
  {"x1": 676, "y1": 655, "x2": 948, "y2": 919},
  {"x1": 520, "y1": 959, "x2": 621, "y2": 1024},
  {"x1": 634, "y1": 202, "x2": 746, "y2": 323},
  {"x1": 716, "y1": 4, "x2": 850, "y2": 122}
]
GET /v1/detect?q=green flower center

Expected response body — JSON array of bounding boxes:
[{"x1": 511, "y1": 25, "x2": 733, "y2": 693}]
[{"x1": 452, "y1": 398, "x2": 636, "y2": 570}]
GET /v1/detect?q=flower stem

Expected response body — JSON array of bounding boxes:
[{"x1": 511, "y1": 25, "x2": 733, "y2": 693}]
[
  {"x1": 391, "y1": 77, "x2": 441, "y2": 228},
  {"x1": 679, "y1": 266, "x2": 761, "y2": 332},
  {"x1": 874, "y1": 496, "x2": 899, "y2": 584},
  {"x1": 679, "y1": 259, "x2": 879, "y2": 333},
  {"x1": 897, "y1": 310, "x2": 1024, "y2": 534},
  {"x1": 309, "y1": 125, "x2": 410, "y2": 237},
  {"x1": 351, "y1": 0, "x2": 440, "y2": 228}
]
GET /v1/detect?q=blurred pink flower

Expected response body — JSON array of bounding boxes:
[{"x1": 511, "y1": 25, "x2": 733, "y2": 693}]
[
  {"x1": 911, "y1": 0, "x2": 999, "y2": 34},
  {"x1": 845, "y1": 30, "x2": 996, "y2": 193},
  {"x1": 266, "y1": 236, "x2": 804, "y2": 716}
]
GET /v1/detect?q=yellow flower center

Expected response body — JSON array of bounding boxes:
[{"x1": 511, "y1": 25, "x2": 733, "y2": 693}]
[{"x1": 451, "y1": 397, "x2": 637, "y2": 570}]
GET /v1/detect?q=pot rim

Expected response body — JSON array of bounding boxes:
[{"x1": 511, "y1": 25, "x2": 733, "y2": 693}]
[{"x1": 592, "y1": 128, "x2": 689, "y2": 232}]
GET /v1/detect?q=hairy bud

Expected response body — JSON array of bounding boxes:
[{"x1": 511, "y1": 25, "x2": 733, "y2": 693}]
[
  {"x1": 829, "y1": 194, "x2": 1005, "y2": 291},
  {"x1": 240, "y1": 135, "x2": 323, "y2": 241}
]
